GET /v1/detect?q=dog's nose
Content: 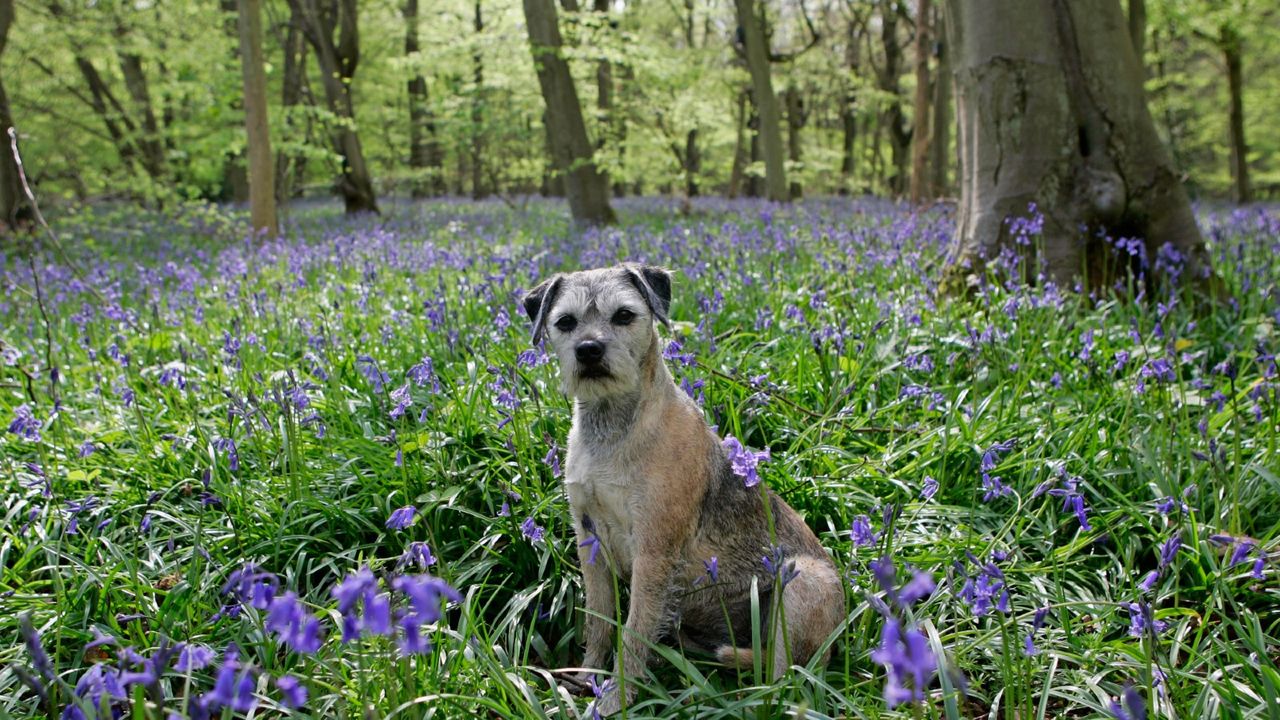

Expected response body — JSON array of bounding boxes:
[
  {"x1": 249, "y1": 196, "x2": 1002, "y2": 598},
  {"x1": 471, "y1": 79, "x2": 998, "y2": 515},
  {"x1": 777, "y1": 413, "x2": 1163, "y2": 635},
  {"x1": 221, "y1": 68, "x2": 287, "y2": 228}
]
[{"x1": 575, "y1": 340, "x2": 605, "y2": 364}]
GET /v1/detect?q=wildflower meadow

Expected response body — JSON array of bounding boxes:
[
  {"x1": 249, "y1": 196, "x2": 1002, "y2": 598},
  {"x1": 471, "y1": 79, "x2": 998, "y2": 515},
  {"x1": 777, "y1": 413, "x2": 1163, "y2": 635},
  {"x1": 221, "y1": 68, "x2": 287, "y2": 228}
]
[{"x1": 2, "y1": 197, "x2": 1278, "y2": 719}]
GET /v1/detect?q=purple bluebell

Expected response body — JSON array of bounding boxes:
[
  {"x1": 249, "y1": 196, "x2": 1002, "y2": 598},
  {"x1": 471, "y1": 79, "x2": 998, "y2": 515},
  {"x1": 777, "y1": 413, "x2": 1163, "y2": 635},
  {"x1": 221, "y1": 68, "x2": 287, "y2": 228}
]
[
  {"x1": 8, "y1": 404, "x2": 41, "y2": 441},
  {"x1": 389, "y1": 382, "x2": 412, "y2": 419},
  {"x1": 704, "y1": 556, "x2": 719, "y2": 582},
  {"x1": 1110, "y1": 685, "x2": 1147, "y2": 720},
  {"x1": 921, "y1": 476, "x2": 939, "y2": 500},
  {"x1": 386, "y1": 505, "x2": 418, "y2": 530},
  {"x1": 1158, "y1": 535, "x2": 1181, "y2": 570},
  {"x1": 277, "y1": 675, "x2": 307, "y2": 709},
  {"x1": 980, "y1": 473, "x2": 1013, "y2": 503},
  {"x1": 204, "y1": 646, "x2": 256, "y2": 712},
  {"x1": 579, "y1": 515, "x2": 602, "y2": 565},
  {"x1": 851, "y1": 515, "x2": 879, "y2": 547},
  {"x1": 722, "y1": 435, "x2": 770, "y2": 488},
  {"x1": 762, "y1": 545, "x2": 800, "y2": 588},
  {"x1": 222, "y1": 563, "x2": 278, "y2": 610},
  {"x1": 521, "y1": 516, "x2": 545, "y2": 543},
  {"x1": 398, "y1": 541, "x2": 437, "y2": 571},
  {"x1": 265, "y1": 592, "x2": 323, "y2": 653},
  {"x1": 1126, "y1": 602, "x2": 1167, "y2": 638},
  {"x1": 543, "y1": 439, "x2": 562, "y2": 478},
  {"x1": 871, "y1": 616, "x2": 937, "y2": 707},
  {"x1": 19, "y1": 613, "x2": 54, "y2": 682},
  {"x1": 176, "y1": 643, "x2": 215, "y2": 672},
  {"x1": 66, "y1": 664, "x2": 128, "y2": 718}
]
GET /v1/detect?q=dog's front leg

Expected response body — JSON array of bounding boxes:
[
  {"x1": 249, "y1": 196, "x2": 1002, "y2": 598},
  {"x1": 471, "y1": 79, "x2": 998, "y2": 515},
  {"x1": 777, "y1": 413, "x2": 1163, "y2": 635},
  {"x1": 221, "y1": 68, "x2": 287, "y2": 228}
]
[
  {"x1": 577, "y1": 520, "x2": 616, "y2": 675},
  {"x1": 593, "y1": 552, "x2": 675, "y2": 716}
]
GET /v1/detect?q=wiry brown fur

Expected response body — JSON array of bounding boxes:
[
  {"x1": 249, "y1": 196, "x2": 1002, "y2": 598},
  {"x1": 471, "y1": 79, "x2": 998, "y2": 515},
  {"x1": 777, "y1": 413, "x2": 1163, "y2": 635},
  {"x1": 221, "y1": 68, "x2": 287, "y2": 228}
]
[{"x1": 524, "y1": 264, "x2": 844, "y2": 716}]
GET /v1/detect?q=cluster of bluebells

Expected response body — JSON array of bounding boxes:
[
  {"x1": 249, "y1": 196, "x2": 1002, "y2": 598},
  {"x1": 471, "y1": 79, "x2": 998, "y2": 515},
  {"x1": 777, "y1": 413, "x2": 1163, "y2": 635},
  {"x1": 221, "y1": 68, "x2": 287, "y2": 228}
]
[
  {"x1": 867, "y1": 557, "x2": 941, "y2": 707},
  {"x1": 954, "y1": 551, "x2": 1010, "y2": 617},
  {"x1": 1210, "y1": 533, "x2": 1269, "y2": 580},
  {"x1": 722, "y1": 435, "x2": 770, "y2": 487},
  {"x1": 1033, "y1": 466, "x2": 1092, "y2": 531}
]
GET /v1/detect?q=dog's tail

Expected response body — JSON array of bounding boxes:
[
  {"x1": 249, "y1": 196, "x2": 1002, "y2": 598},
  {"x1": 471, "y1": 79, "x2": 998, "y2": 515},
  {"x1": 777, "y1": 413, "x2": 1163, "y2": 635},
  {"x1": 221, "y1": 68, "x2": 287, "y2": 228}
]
[{"x1": 714, "y1": 646, "x2": 755, "y2": 668}]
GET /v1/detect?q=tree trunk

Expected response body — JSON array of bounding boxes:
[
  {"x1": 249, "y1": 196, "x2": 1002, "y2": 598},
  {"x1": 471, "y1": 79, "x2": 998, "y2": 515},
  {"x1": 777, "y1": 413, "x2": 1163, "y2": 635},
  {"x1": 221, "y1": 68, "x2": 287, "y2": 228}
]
[
  {"x1": 288, "y1": 0, "x2": 379, "y2": 214},
  {"x1": 728, "y1": 88, "x2": 747, "y2": 198},
  {"x1": 116, "y1": 49, "x2": 166, "y2": 183},
  {"x1": 876, "y1": 0, "x2": 911, "y2": 197},
  {"x1": 523, "y1": 0, "x2": 615, "y2": 225},
  {"x1": 471, "y1": 0, "x2": 487, "y2": 198},
  {"x1": 839, "y1": 18, "x2": 861, "y2": 195},
  {"x1": 734, "y1": 0, "x2": 787, "y2": 202},
  {"x1": 784, "y1": 86, "x2": 803, "y2": 199},
  {"x1": 909, "y1": 0, "x2": 932, "y2": 204},
  {"x1": 0, "y1": 0, "x2": 32, "y2": 234},
  {"x1": 684, "y1": 128, "x2": 700, "y2": 198},
  {"x1": 1127, "y1": 0, "x2": 1145, "y2": 77},
  {"x1": 942, "y1": 0, "x2": 1212, "y2": 291},
  {"x1": 238, "y1": 0, "x2": 277, "y2": 235},
  {"x1": 1221, "y1": 26, "x2": 1251, "y2": 205},
  {"x1": 403, "y1": 0, "x2": 443, "y2": 197},
  {"x1": 593, "y1": 0, "x2": 613, "y2": 195},
  {"x1": 929, "y1": 10, "x2": 952, "y2": 197},
  {"x1": 276, "y1": 12, "x2": 309, "y2": 203}
]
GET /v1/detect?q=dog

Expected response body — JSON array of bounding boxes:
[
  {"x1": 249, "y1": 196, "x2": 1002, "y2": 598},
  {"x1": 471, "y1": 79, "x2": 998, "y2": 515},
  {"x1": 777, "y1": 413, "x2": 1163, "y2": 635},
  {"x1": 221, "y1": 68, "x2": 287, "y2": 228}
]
[{"x1": 523, "y1": 263, "x2": 844, "y2": 715}]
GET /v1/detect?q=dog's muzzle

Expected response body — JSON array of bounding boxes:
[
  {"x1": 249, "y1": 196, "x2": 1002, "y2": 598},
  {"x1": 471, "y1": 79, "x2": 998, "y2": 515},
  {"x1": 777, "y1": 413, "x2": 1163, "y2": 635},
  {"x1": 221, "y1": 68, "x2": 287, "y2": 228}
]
[{"x1": 575, "y1": 341, "x2": 611, "y2": 378}]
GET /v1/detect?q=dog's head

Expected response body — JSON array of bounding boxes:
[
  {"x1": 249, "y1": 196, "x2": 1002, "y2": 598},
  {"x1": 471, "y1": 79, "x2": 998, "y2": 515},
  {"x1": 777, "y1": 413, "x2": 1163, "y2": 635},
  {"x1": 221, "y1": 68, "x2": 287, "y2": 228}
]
[{"x1": 523, "y1": 264, "x2": 672, "y2": 402}]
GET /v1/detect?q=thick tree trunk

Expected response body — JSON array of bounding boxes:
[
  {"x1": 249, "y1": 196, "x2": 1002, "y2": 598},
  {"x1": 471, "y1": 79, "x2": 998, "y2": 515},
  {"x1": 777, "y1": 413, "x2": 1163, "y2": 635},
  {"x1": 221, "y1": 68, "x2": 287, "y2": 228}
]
[
  {"x1": 523, "y1": 0, "x2": 615, "y2": 225},
  {"x1": 839, "y1": 20, "x2": 860, "y2": 195},
  {"x1": 909, "y1": 0, "x2": 932, "y2": 204},
  {"x1": 1221, "y1": 27, "x2": 1251, "y2": 205},
  {"x1": 929, "y1": 14, "x2": 951, "y2": 198},
  {"x1": 1127, "y1": 0, "x2": 1145, "y2": 76},
  {"x1": 238, "y1": 0, "x2": 277, "y2": 235},
  {"x1": 0, "y1": 0, "x2": 32, "y2": 234},
  {"x1": 735, "y1": 0, "x2": 787, "y2": 202},
  {"x1": 116, "y1": 49, "x2": 166, "y2": 183},
  {"x1": 943, "y1": 0, "x2": 1212, "y2": 291},
  {"x1": 289, "y1": 0, "x2": 379, "y2": 214},
  {"x1": 404, "y1": 0, "x2": 443, "y2": 197}
]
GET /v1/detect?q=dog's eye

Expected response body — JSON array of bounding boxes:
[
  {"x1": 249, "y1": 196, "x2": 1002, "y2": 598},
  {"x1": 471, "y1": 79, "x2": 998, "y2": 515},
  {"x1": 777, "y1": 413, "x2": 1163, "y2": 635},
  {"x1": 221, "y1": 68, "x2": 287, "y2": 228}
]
[
  {"x1": 554, "y1": 315, "x2": 577, "y2": 332},
  {"x1": 612, "y1": 308, "x2": 636, "y2": 326}
]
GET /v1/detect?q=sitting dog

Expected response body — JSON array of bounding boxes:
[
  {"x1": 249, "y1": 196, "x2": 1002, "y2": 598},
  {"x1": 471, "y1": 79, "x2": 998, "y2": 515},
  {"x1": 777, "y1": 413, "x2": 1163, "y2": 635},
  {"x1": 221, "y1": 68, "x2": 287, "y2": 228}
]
[{"x1": 523, "y1": 263, "x2": 844, "y2": 715}]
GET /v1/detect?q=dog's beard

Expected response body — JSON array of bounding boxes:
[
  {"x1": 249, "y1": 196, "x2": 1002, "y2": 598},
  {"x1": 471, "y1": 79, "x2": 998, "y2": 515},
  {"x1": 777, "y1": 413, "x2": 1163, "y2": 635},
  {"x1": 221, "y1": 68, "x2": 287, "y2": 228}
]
[{"x1": 560, "y1": 355, "x2": 638, "y2": 402}]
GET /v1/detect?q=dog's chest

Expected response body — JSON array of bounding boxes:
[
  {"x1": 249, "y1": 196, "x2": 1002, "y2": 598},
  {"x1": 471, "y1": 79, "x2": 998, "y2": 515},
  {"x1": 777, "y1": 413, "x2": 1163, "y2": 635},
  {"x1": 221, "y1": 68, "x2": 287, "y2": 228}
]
[{"x1": 564, "y1": 444, "x2": 640, "y2": 574}]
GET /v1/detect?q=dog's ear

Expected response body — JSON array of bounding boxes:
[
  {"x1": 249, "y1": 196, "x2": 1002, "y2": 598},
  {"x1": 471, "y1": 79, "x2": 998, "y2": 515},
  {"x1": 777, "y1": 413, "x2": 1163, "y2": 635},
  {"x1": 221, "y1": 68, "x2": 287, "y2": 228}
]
[
  {"x1": 523, "y1": 274, "x2": 563, "y2": 343},
  {"x1": 623, "y1": 264, "x2": 672, "y2": 328}
]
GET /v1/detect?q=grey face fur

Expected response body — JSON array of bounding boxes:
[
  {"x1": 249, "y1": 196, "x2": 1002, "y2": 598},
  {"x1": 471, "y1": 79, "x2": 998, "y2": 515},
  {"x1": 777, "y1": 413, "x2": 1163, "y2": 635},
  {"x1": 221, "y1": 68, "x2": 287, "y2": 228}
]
[{"x1": 523, "y1": 264, "x2": 672, "y2": 403}]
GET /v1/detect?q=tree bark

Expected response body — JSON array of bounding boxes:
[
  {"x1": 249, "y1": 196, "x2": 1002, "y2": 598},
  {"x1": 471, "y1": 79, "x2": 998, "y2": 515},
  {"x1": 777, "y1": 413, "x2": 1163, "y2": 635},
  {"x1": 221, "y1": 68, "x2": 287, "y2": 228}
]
[
  {"x1": 839, "y1": 15, "x2": 862, "y2": 195},
  {"x1": 593, "y1": 0, "x2": 613, "y2": 193},
  {"x1": 728, "y1": 87, "x2": 747, "y2": 198},
  {"x1": 942, "y1": 0, "x2": 1212, "y2": 291},
  {"x1": 734, "y1": 0, "x2": 787, "y2": 202},
  {"x1": 784, "y1": 86, "x2": 803, "y2": 199},
  {"x1": 471, "y1": 0, "x2": 487, "y2": 198},
  {"x1": 929, "y1": 9, "x2": 951, "y2": 197},
  {"x1": 288, "y1": 0, "x2": 379, "y2": 214},
  {"x1": 403, "y1": 0, "x2": 443, "y2": 197},
  {"x1": 0, "y1": 0, "x2": 32, "y2": 234},
  {"x1": 1127, "y1": 0, "x2": 1145, "y2": 77},
  {"x1": 909, "y1": 0, "x2": 932, "y2": 204},
  {"x1": 876, "y1": 0, "x2": 911, "y2": 196},
  {"x1": 238, "y1": 0, "x2": 277, "y2": 235},
  {"x1": 523, "y1": 0, "x2": 615, "y2": 225},
  {"x1": 276, "y1": 11, "x2": 310, "y2": 202},
  {"x1": 1221, "y1": 26, "x2": 1251, "y2": 204},
  {"x1": 116, "y1": 49, "x2": 166, "y2": 183}
]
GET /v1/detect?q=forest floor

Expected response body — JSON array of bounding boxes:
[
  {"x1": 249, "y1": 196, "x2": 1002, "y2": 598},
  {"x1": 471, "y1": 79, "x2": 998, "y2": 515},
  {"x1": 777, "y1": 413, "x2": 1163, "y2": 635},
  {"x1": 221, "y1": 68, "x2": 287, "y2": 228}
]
[{"x1": 1, "y1": 197, "x2": 1278, "y2": 719}]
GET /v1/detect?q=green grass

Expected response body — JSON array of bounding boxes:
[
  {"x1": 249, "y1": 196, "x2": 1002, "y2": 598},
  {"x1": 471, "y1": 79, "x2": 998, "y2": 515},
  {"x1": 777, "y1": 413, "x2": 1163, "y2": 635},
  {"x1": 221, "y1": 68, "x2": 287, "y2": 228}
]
[{"x1": 1, "y1": 197, "x2": 1277, "y2": 719}]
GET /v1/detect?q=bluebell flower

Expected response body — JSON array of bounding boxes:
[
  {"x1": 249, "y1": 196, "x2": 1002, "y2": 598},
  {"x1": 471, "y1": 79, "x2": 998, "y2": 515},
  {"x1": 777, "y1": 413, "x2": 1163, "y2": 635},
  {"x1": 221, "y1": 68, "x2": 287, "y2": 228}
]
[
  {"x1": 1139, "y1": 570, "x2": 1159, "y2": 593},
  {"x1": 8, "y1": 404, "x2": 41, "y2": 441},
  {"x1": 871, "y1": 616, "x2": 937, "y2": 707},
  {"x1": 386, "y1": 505, "x2": 418, "y2": 530},
  {"x1": 521, "y1": 516, "x2": 545, "y2": 543},
  {"x1": 722, "y1": 435, "x2": 769, "y2": 488},
  {"x1": 1023, "y1": 606, "x2": 1050, "y2": 656},
  {"x1": 957, "y1": 555, "x2": 1009, "y2": 617},
  {"x1": 980, "y1": 473, "x2": 1013, "y2": 503},
  {"x1": 851, "y1": 515, "x2": 879, "y2": 547},
  {"x1": 398, "y1": 541, "x2": 437, "y2": 571},
  {"x1": 704, "y1": 556, "x2": 719, "y2": 582},
  {"x1": 1109, "y1": 685, "x2": 1147, "y2": 720},
  {"x1": 266, "y1": 592, "x2": 323, "y2": 653},
  {"x1": 543, "y1": 439, "x2": 562, "y2": 478},
  {"x1": 1158, "y1": 535, "x2": 1182, "y2": 570},
  {"x1": 357, "y1": 355, "x2": 390, "y2": 392},
  {"x1": 579, "y1": 515, "x2": 602, "y2": 565},
  {"x1": 176, "y1": 643, "x2": 215, "y2": 672},
  {"x1": 19, "y1": 613, "x2": 54, "y2": 682},
  {"x1": 920, "y1": 476, "x2": 939, "y2": 500},
  {"x1": 762, "y1": 546, "x2": 800, "y2": 588},
  {"x1": 66, "y1": 664, "x2": 127, "y2": 718},
  {"x1": 389, "y1": 382, "x2": 412, "y2": 419},
  {"x1": 277, "y1": 675, "x2": 307, "y2": 709},
  {"x1": 1126, "y1": 601, "x2": 1167, "y2": 638},
  {"x1": 78, "y1": 441, "x2": 96, "y2": 457},
  {"x1": 221, "y1": 564, "x2": 278, "y2": 610},
  {"x1": 204, "y1": 646, "x2": 256, "y2": 712}
]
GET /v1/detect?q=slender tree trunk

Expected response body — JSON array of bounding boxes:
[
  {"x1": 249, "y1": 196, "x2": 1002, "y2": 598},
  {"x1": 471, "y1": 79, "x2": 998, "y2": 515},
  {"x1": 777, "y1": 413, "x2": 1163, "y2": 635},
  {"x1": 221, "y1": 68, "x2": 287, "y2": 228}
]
[
  {"x1": 747, "y1": 101, "x2": 762, "y2": 198},
  {"x1": 876, "y1": 0, "x2": 910, "y2": 196},
  {"x1": 1221, "y1": 27, "x2": 1251, "y2": 204},
  {"x1": 276, "y1": 13, "x2": 309, "y2": 202},
  {"x1": 839, "y1": 20, "x2": 861, "y2": 195},
  {"x1": 593, "y1": 0, "x2": 614, "y2": 197},
  {"x1": 942, "y1": 0, "x2": 1213, "y2": 291},
  {"x1": 728, "y1": 88, "x2": 747, "y2": 198},
  {"x1": 238, "y1": 0, "x2": 277, "y2": 235},
  {"x1": 471, "y1": 0, "x2": 487, "y2": 198},
  {"x1": 784, "y1": 86, "x2": 803, "y2": 199},
  {"x1": 685, "y1": 128, "x2": 700, "y2": 198},
  {"x1": 1127, "y1": 0, "x2": 1145, "y2": 77},
  {"x1": 929, "y1": 26, "x2": 951, "y2": 198},
  {"x1": 734, "y1": 0, "x2": 787, "y2": 202},
  {"x1": 523, "y1": 0, "x2": 615, "y2": 225},
  {"x1": 0, "y1": 0, "x2": 32, "y2": 234},
  {"x1": 288, "y1": 0, "x2": 379, "y2": 214},
  {"x1": 404, "y1": 0, "x2": 443, "y2": 197},
  {"x1": 909, "y1": 0, "x2": 932, "y2": 204}
]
